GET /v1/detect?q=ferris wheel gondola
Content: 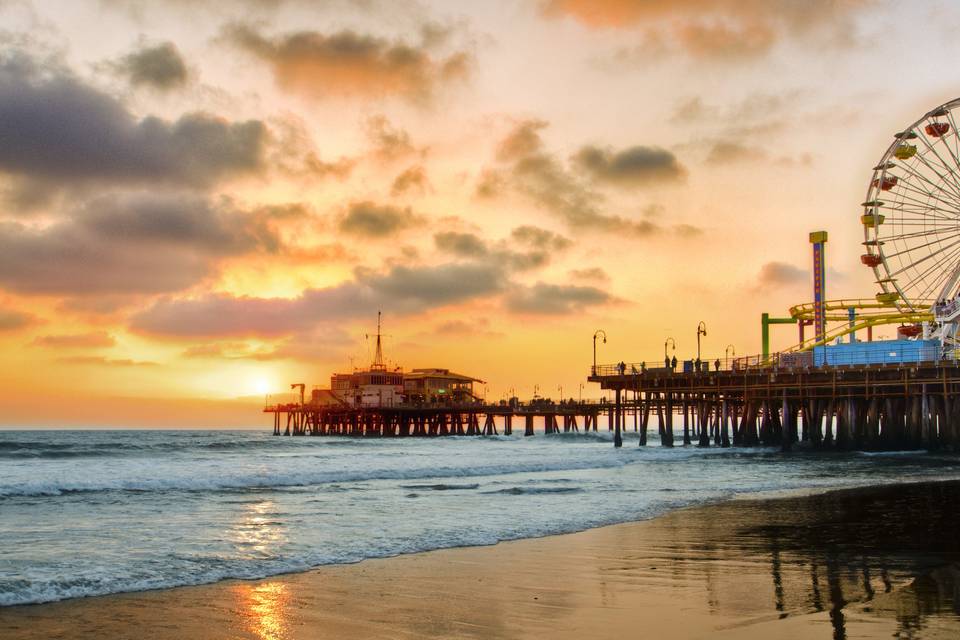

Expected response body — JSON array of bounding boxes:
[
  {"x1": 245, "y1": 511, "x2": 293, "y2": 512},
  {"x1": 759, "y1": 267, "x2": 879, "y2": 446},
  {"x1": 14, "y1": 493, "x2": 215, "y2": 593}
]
[{"x1": 861, "y1": 97, "x2": 960, "y2": 348}]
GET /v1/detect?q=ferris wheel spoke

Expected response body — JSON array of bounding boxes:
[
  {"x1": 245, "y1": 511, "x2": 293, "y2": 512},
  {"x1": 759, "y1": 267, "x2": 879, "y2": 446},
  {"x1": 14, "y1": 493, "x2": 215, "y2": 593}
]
[
  {"x1": 885, "y1": 176, "x2": 960, "y2": 214},
  {"x1": 895, "y1": 158, "x2": 960, "y2": 208},
  {"x1": 902, "y1": 241, "x2": 960, "y2": 297},
  {"x1": 882, "y1": 232, "x2": 960, "y2": 262},
  {"x1": 885, "y1": 235, "x2": 960, "y2": 278},
  {"x1": 911, "y1": 128, "x2": 960, "y2": 202},
  {"x1": 945, "y1": 111, "x2": 960, "y2": 163},
  {"x1": 887, "y1": 183, "x2": 960, "y2": 218},
  {"x1": 891, "y1": 179, "x2": 960, "y2": 216},
  {"x1": 877, "y1": 226, "x2": 960, "y2": 242},
  {"x1": 912, "y1": 251, "x2": 960, "y2": 302},
  {"x1": 931, "y1": 112, "x2": 960, "y2": 185}
]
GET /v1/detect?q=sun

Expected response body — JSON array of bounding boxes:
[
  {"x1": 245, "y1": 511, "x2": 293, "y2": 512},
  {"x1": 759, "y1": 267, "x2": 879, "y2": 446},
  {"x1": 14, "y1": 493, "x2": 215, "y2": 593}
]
[{"x1": 253, "y1": 378, "x2": 271, "y2": 396}]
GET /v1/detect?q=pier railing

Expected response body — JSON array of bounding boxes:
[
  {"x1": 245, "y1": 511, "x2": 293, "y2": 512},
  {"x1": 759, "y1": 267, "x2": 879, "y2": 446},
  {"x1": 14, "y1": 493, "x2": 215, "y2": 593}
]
[{"x1": 594, "y1": 348, "x2": 958, "y2": 377}]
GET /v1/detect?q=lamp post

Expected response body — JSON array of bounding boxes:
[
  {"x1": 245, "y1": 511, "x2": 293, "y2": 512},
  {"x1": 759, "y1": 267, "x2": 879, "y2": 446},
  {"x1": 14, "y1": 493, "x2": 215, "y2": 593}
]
[
  {"x1": 592, "y1": 330, "x2": 607, "y2": 375},
  {"x1": 664, "y1": 337, "x2": 676, "y2": 368},
  {"x1": 725, "y1": 344, "x2": 735, "y2": 367},
  {"x1": 578, "y1": 382, "x2": 584, "y2": 404},
  {"x1": 696, "y1": 322, "x2": 707, "y2": 362},
  {"x1": 557, "y1": 385, "x2": 563, "y2": 404}
]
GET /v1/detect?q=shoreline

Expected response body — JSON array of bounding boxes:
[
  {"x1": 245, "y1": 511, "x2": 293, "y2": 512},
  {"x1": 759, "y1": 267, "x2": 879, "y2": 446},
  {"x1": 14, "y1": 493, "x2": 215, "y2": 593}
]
[{"x1": 3, "y1": 478, "x2": 960, "y2": 639}]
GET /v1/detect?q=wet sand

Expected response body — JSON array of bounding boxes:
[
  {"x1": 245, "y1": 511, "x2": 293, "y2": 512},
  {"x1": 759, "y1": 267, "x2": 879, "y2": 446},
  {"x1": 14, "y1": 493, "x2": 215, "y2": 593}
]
[{"x1": 3, "y1": 480, "x2": 960, "y2": 639}]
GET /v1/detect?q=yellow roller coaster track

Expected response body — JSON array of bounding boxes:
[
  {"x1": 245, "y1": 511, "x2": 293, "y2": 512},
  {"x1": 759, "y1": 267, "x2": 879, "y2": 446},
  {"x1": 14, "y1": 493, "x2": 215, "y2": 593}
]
[{"x1": 782, "y1": 298, "x2": 933, "y2": 353}]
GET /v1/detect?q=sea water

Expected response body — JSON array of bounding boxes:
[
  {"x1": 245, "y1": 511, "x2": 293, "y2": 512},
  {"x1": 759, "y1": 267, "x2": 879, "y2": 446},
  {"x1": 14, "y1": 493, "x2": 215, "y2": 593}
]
[{"x1": 2, "y1": 428, "x2": 960, "y2": 606}]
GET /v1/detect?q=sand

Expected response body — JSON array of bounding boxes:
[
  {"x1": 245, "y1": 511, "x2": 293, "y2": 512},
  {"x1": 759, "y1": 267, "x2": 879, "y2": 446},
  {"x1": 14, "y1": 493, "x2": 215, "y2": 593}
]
[{"x1": 2, "y1": 480, "x2": 960, "y2": 639}]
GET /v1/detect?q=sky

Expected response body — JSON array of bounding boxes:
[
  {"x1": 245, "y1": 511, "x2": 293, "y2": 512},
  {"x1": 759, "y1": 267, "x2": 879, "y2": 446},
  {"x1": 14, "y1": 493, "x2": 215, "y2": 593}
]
[{"x1": 1, "y1": 0, "x2": 959, "y2": 426}]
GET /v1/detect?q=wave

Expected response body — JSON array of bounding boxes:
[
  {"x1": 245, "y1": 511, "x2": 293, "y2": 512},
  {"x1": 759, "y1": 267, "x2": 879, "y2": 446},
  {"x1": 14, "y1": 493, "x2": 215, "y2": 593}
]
[
  {"x1": 484, "y1": 486, "x2": 584, "y2": 495},
  {"x1": 0, "y1": 455, "x2": 637, "y2": 498},
  {"x1": 399, "y1": 483, "x2": 480, "y2": 491}
]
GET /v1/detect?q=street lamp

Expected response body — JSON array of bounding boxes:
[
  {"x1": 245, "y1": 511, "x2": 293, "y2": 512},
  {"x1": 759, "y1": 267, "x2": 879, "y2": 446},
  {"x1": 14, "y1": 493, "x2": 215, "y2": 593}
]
[
  {"x1": 696, "y1": 321, "x2": 707, "y2": 362},
  {"x1": 592, "y1": 330, "x2": 607, "y2": 375},
  {"x1": 578, "y1": 382, "x2": 584, "y2": 404},
  {"x1": 725, "y1": 344, "x2": 736, "y2": 364},
  {"x1": 664, "y1": 337, "x2": 676, "y2": 367},
  {"x1": 557, "y1": 385, "x2": 563, "y2": 403}
]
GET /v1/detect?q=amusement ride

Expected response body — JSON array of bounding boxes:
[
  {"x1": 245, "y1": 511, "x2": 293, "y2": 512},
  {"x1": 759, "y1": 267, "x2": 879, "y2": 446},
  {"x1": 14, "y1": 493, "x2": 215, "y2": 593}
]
[{"x1": 779, "y1": 97, "x2": 960, "y2": 358}]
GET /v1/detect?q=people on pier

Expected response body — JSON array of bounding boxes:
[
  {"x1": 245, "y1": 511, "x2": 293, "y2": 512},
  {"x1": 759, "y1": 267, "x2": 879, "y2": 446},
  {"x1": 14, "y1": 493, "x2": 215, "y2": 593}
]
[
  {"x1": 618, "y1": 361, "x2": 626, "y2": 375},
  {"x1": 671, "y1": 355, "x2": 677, "y2": 370},
  {"x1": 714, "y1": 359, "x2": 721, "y2": 372}
]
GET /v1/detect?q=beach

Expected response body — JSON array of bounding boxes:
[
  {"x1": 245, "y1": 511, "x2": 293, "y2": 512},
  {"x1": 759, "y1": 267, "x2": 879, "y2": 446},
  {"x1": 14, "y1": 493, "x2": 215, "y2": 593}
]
[{"x1": 3, "y1": 479, "x2": 959, "y2": 639}]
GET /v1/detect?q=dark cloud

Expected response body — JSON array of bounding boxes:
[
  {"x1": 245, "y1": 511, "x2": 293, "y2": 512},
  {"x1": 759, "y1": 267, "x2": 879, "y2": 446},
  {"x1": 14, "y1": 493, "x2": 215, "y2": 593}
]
[
  {"x1": 505, "y1": 282, "x2": 613, "y2": 315},
  {"x1": 0, "y1": 52, "x2": 266, "y2": 188},
  {"x1": 705, "y1": 141, "x2": 766, "y2": 165},
  {"x1": 223, "y1": 23, "x2": 470, "y2": 101},
  {"x1": 432, "y1": 318, "x2": 502, "y2": 338},
  {"x1": 0, "y1": 309, "x2": 35, "y2": 331},
  {"x1": 391, "y1": 165, "x2": 429, "y2": 196},
  {"x1": 365, "y1": 115, "x2": 423, "y2": 162},
  {"x1": 434, "y1": 231, "x2": 489, "y2": 257},
  {"x1": 338, "y1": 201, "x2": 422, "y2": 237},
  {"x1": 569, "y1": 267, "x2": 610, "y2": 282},
  {"x1": 131, "y1": 261, "x2": 507, "y2": 337},
  {"x1": 110, "y1": 41, "x2": 188, "y2": 91},
  {"x1": 573, "y1": 145, "x2": 686, "y2": 186},
  {"x1": 0, "y1": 194, "x2": 280, "y2": 296},
  {"x1": 474, "y1": 168, "x2": 506, "y2": 199},
  {"x1": 511, "y1": 225, "x2": 572, "y2": 251},
  {"x1": 496, "y1": 119, "x2": 547, "y2": 161},
  {"x1": 487, "y1": 120, "x2": 689, "y2": 236},
  {"x1": 32, "y1": 332, "x2": 116, "y2": 348},
  {"x1": 541, "y1": 0, "x2": 872, "y2": 59},
  {"x1": 757, "y1": 261, "x2": 807, "y2": 286},
  {"x1": 270, "y1": 117, "x2": 356, "y2": 180}
]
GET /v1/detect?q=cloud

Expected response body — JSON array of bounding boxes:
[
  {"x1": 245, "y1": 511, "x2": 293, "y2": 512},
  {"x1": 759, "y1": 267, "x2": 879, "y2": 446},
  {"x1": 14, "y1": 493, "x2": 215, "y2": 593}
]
[
  {"x1": 0, "y1": 194, "x2": 280, "y2": 296},
  {"x1": 338, "y1": 201, "x2": 423, "y2": 237},
  {"x1": 131, "y1": 261, "x2": 508, "y2": 337},
  {"x1": 511, "y1": 225, "x2": 572, "y2": 251},
  {"x1": 32, "y1": 331, "x2": 116, "y2": 348},
  {"x1": 569, "y1": 267, "x2": 610, "y2": 282},
  {"x1": 223, "y1": 23, "x2": 471, "y2": 102},
  {"x1": 432, "y1": 318, "x2": 502, "y2": 338},
  {"x1": 0, "y1": 51, "x2": 267, "y2": 188},
  {"x1": 391, "y1": 165, "x2": 428, "y2": 196},
  {"x1": 757, "y1": 261, "x2": 807, "y2": 286},
  {"x1": 505, "y1": 282, "x2": 613, "y2": 314},
  {"x1": 485, "y1": 120, "x2": 697, "y2": 237},
  {"x1": 573, "y1": 144, "x2": 686, "y2": 187},
  {"x1": 705, "y1": 141, "x2": 766, "y2": 165},
  {"x1": 0, "y1": 309, "x2": 35, "y2": 331},
  {"x1": 434, "y1": 231, "x2": 489, "y2": 257},
  {"x1": 109, "y1": 41, "x2": 188, "y2": 91},
  {"x1": 541, "y1": 0, "x2": 872, "y2": 59},
  {"x1": 365, "y1": 115, "x2": 423, "y2": 162}
]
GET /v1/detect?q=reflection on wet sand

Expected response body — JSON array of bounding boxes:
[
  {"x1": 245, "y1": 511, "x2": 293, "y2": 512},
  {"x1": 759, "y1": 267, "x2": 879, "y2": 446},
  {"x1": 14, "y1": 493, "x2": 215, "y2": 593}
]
[{"x1": 233, "y1": 582, "x2": 291, "y2": 640}]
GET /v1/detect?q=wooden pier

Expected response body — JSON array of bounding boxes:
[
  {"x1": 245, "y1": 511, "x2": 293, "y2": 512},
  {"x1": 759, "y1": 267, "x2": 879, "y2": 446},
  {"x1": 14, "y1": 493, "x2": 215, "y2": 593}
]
[
  {"x1": 590, "y1": 360, "x2": 960, "y2": 450},
  {"x1": 266, "y1": 403, "x2": 605, "y2": 437}
]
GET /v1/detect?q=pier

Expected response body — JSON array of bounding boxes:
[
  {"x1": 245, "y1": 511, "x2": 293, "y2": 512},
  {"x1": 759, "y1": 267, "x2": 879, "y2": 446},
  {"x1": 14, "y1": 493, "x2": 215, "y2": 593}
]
[
  {"x1": 590, "y1": 358, "x2": 960, "y2": 451},
  {"x1": 265, "y1": 402, "x2": 606, "y2": 437}
]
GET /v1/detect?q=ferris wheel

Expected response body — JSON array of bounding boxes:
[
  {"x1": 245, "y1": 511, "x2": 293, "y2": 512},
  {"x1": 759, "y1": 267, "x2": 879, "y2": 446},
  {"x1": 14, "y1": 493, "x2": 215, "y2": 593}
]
[{"x1": 861, "y1": 97, "x2": 960, "y2": 318}]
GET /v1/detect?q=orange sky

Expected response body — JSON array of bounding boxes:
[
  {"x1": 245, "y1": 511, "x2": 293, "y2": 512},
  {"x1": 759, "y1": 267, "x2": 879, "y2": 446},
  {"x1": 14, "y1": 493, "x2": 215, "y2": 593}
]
[{"x1": 1, "y1": 0, "x2": 958, "y2": 426}]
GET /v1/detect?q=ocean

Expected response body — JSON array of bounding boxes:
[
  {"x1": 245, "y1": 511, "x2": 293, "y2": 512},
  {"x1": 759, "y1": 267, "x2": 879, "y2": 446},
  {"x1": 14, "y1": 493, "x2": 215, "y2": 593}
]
[{"x1": 2, "y1": 428, "x2": 960, "y2": 607}]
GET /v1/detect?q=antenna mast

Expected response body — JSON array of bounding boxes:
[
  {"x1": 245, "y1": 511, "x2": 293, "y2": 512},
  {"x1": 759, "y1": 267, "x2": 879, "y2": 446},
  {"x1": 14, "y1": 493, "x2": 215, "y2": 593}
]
[{"x1": 369, "y1": 310, "x2": 386, "y2": 371}]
